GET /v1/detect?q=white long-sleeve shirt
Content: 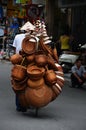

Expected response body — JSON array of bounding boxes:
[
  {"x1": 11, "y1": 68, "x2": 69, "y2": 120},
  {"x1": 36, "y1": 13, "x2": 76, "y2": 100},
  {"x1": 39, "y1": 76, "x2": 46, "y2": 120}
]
[{"x1": 13, "y1": 33, "x2": 25, "y2": 54}]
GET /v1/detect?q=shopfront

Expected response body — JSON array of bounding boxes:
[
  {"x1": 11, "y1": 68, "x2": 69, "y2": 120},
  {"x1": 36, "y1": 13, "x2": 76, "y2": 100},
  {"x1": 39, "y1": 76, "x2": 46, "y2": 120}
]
[{"x1": 57, "y1": 0, "x2": 86, "y2": 43}]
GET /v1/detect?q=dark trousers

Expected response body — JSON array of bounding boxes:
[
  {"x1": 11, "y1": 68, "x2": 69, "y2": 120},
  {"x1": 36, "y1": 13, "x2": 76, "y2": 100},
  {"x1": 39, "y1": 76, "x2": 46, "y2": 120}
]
[
  {"x1": 71, "y1": 73, "x2": 85, "y2": 87},
  {"x1": 16, "y1": 94, "x2": 26, "y2": 111},
  {"x1": 16, "y1": 95, "x2": 21, "y2": 109}
]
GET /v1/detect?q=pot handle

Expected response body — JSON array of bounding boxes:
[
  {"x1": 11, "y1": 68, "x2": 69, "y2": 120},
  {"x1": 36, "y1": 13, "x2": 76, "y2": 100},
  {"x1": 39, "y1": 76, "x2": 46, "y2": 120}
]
[{"x1": 28, "y1": 35, "x2": 39, "y2": 51}]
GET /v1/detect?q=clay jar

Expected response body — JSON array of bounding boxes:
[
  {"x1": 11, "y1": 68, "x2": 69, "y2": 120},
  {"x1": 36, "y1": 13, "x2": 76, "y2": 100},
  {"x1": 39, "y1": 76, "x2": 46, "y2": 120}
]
[
  {"x1": 35, "y1": 51, "x2": 47, "y2": 67},
  {"x1": 11, "y1": 65, "x2": 27, "y2": 81},
  {"x1": 22, "y1": 36, "x2": 37, "y2": 55},
  {"x1": 45, "y1": 69, "x2": 57, "y2": 85},
  {"x1": 27, "y1": 65, "x2": 45, "y2": 80},
  {"x1": 11, "y1": 79, "x2": 26, "y2": 93},
  {"x1": 10, "y1": 54, "x2": 23, "y2": 64},
  {"x1": 27, "y1": 78, "x2": 45, "y2": 89},
  {"x1": 25, "y1": 84, "x2": 52, "y2": 108},
  {"x1": 26, "y1": 53, "x2": 35, "y2": 63},
  {"x1": 12, "y1": 77, "x2": 28, "y2": 86}
]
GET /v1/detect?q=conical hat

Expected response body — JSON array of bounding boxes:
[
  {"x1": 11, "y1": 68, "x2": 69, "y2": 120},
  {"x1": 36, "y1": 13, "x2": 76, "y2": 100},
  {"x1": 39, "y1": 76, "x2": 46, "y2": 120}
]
[{"x1": 20, "y1": 21, "x2": 35, "y2": 31}]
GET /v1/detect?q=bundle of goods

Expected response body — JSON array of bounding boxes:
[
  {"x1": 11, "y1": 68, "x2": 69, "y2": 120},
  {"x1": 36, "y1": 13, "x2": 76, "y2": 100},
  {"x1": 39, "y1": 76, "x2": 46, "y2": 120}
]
[{"x1": 10, "y1": 20, "x2": 64, "y2": 110}]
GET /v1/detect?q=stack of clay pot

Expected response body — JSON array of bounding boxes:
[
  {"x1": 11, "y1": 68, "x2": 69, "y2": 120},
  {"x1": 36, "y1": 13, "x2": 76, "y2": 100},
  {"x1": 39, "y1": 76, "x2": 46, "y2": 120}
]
[{"x1": 10, "y1": 34, "x2": 64, "y2": 109}]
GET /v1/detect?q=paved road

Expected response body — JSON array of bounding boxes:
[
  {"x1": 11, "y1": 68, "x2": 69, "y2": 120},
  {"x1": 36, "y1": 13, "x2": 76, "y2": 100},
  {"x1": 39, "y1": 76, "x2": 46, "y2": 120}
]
[{"x1": 0, "y1": 61, "x2": 86, "y2": 130}]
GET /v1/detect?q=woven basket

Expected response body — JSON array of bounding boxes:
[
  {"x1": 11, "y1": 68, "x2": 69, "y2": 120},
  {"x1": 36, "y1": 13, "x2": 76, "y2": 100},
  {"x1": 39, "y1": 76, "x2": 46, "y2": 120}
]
[
  {"x1": 11, "y1": 65, "x2": 27, "y2": 81},
  {"x1": 45, "y1": 69, "x2": 57, "y2": 85},
  {"x1": 12, "y1": 79, "x2": 26, "y2": 93}
]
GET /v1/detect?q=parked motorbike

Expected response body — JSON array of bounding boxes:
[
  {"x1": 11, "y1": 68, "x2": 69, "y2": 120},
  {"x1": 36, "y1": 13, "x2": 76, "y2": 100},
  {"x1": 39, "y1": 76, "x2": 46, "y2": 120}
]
[
  {"x1": 58, "y1": 43, "x2": 86, "y2": 73},
  {"x1": 80, "y1": 44, "x2": 86, "y2": 69},
  {"x1": 5, "y1": 35, "x2": 15, "y2": 57},
  {"x1": 59, "y1": 51, "x2": 80, "y2": 73},
  {"x1": 0, "y1": 27, "x2": 5, "y2": 59},
  {"x1": 4, "y1": 28, "x2": 20, "y2": 58}
]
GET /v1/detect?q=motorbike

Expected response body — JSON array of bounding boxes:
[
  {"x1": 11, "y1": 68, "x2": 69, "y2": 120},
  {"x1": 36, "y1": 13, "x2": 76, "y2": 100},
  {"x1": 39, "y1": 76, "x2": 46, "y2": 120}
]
[
  {"x1": 4, "y1": 28, "x2": 19, "y2": 58},
  {"x1": 59, "y1": 51, "x2": 80, "y2": 73},
  {"x1": 80, "y1": 44, "x2": 86, "y2": 69},
  {"x1": 58, "y1": 43, "x2": 86, "y2": 73},
  {"x1": 6, "y1": 35, "x2": 15, "y2": 57},
  {"x1": 0, "y1": 27, "x2": 5, "y2": 59}
]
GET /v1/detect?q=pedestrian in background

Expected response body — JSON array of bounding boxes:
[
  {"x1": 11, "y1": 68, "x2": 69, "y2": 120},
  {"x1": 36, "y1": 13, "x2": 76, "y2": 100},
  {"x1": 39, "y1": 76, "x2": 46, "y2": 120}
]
[
  {"x1": 59, "y1": 31, "x2": 70, "y2": 54},
  {"x1": 57, "y1": 24, "x2": 71, "y2": 55},
  {"x1": 71, "y1": 59, "x2": 86, "y2": 88}
]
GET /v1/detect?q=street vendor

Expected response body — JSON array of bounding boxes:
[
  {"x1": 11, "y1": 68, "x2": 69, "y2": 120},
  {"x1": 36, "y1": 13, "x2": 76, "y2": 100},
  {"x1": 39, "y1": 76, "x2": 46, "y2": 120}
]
[
  {"x1": 10, "y1": 20, "x2": 64, "y2": 115},
  {"x1": 12, "y1": 21, "x2": 36, "y2": 112}
]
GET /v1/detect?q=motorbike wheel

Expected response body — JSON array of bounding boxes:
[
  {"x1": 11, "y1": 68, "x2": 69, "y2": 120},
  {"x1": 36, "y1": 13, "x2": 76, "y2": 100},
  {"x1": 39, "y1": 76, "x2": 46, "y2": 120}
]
[{"x1": 61, "y1": 63, "x2": 71, "y2": 73}]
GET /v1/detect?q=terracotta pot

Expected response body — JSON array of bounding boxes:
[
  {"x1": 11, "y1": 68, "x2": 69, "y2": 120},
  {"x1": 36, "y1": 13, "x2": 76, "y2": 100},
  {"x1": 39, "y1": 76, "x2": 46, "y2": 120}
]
[
  {"x1": 27, "y1": 65, "x2": 45, "y2": 80},
  {"x1": 13, "y1": 77, "x2": 28, "y2": 85},
  {"x1": 27, "y1": 78, "x2": 44, "y2": 89},
  {"x1": 10, "y1": 54, "x2": 23, "y2": 64},
  {"x1": 35, "y1": 50, "x2": 48, "y2": 67},
  {"x1": 12, "y1": 79, "x2": 26, "y2": 93},
  {"x1": 25, "y1": 84, "x2": 52, "y2": 108},
  {"x1": 26, "y1": 53, "x2": 35, "y2": 63},
  {"x1": 45, "y1": 70, "x2": 57, "y2": 85},
  {"x1": 11, "y1": 65, "x2": 27, "y2": 81},
  {"x1": 22, "y1": 36, "x2": 37, "y2": 54}
]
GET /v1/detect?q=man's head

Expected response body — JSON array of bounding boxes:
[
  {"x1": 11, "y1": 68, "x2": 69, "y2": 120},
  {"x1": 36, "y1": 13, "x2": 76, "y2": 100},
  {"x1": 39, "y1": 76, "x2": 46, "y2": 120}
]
[{"x1": 75, "y1": 59, "x2": 82, "y2": 68}]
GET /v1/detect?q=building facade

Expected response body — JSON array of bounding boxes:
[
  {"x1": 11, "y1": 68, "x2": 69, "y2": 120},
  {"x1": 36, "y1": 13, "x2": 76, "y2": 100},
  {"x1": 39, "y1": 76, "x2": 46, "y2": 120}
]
[
  {"x1": 46, "y1": 0, "x2": 86, "y2": 44},
  {"x1": 1, "y1": 0, "x2": 86, "y2": 44},
  {"x1": 58, "y1": 0, "x2": 86, "y2": 44}
]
